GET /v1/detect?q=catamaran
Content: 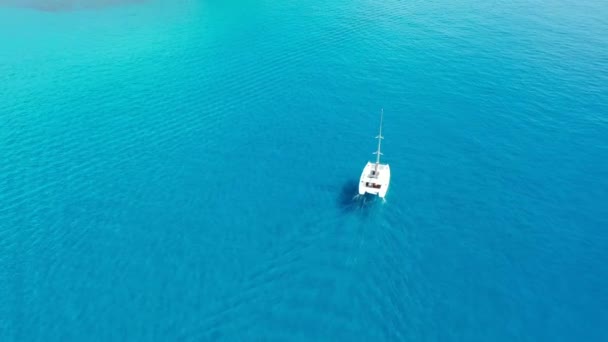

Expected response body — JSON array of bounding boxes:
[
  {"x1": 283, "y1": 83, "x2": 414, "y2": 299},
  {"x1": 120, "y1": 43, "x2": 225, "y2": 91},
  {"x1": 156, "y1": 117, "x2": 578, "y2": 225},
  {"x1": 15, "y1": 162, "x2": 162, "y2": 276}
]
[{"x1": 359, "y1": 109, "x2": 391, "y2": 198}]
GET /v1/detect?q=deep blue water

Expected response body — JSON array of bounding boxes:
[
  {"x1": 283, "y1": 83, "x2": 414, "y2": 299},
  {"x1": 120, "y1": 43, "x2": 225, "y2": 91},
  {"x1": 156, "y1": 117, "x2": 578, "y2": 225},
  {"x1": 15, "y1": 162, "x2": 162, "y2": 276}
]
[{"x1": 1, "y1": 0, "x2": 608, "y2": 340}]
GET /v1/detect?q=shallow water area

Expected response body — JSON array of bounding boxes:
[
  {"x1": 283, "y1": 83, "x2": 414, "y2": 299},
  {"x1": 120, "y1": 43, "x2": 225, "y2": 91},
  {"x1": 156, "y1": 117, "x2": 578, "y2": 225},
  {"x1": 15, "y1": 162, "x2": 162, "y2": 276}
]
[{"x1": 0, "y1": 0, "x2": 145, "y2": 11}]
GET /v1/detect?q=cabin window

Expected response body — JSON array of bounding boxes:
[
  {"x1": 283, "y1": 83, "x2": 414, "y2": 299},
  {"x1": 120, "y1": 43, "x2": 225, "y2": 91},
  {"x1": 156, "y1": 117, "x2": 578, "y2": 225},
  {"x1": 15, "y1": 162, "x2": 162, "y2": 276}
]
[{"x1": 365, "y1": 182, "x2": 381, "y2": 189}]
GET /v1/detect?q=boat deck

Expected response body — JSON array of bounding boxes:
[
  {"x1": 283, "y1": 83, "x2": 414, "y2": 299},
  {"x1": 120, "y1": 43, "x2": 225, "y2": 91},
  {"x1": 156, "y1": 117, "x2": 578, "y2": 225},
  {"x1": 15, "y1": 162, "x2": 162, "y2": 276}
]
[{"x1": 358, "y1": 162, "x2": 391, "y2": 198}]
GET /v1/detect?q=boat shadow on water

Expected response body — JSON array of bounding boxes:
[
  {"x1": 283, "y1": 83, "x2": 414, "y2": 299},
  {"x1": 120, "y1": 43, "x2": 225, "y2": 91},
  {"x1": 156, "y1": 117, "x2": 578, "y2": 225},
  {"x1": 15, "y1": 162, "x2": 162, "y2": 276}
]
[{"x1": 337, "y1": 180, "x2": 384, "y2": 215}]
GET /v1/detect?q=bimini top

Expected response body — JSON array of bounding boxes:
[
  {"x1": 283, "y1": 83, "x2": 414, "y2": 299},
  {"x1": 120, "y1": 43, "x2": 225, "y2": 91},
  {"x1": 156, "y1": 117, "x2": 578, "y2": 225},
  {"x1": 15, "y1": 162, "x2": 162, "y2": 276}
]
[{"x1": 358, "y1": 109, "x2": 390, "y2": 198}]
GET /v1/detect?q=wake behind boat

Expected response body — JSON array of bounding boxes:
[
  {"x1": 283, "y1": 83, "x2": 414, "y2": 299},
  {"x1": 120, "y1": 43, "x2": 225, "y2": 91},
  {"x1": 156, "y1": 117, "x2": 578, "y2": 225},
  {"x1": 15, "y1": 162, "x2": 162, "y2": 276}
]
[{"x1": 359, "y1": 109, "x2": 391, "y2": 198}]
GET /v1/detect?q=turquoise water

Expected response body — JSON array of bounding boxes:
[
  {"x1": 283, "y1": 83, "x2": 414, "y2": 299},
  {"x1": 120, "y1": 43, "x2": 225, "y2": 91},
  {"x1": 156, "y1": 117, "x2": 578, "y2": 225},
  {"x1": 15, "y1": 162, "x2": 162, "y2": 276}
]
[{"x1": 1, "y1": 0, "x2": 607, "y2": 340}]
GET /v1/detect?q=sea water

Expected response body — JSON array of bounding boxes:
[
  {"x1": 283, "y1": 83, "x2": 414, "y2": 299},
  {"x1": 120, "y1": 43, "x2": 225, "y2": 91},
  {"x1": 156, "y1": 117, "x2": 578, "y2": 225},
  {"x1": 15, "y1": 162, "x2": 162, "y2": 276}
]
[{"x1": 1, "y1": 0, "x2": 607, "y2": 340}]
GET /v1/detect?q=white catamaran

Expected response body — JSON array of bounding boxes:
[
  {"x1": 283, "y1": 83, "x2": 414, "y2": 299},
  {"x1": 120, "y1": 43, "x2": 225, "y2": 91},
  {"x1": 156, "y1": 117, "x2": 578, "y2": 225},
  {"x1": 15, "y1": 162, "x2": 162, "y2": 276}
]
[{"x1": 359, "y1": 109, "x2": 391, "y2": 198}]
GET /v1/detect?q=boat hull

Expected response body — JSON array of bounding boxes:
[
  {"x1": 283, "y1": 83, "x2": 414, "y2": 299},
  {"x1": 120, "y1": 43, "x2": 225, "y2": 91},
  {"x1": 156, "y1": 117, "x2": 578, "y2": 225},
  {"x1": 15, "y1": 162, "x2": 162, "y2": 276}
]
[{"x1": 358, "y1": 162, "x2": 390, "y2": 198}]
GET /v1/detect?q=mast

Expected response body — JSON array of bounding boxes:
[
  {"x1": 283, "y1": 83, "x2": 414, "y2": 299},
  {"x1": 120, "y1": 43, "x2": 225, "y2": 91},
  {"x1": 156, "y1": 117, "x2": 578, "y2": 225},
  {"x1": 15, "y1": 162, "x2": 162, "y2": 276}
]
[{"x1": 373, "y1": 108, "x2": 384, "y2": 171}]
